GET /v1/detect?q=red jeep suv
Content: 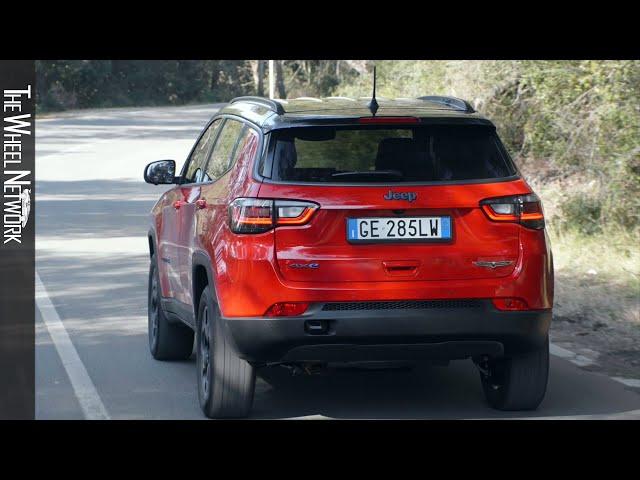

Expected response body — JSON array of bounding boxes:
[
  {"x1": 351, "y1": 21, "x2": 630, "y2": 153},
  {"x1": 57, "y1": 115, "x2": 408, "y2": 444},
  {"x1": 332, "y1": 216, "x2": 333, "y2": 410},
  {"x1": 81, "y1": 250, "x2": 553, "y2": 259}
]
[{"x1": 144, "y1": 96, "x2": 553, "y2": 418}]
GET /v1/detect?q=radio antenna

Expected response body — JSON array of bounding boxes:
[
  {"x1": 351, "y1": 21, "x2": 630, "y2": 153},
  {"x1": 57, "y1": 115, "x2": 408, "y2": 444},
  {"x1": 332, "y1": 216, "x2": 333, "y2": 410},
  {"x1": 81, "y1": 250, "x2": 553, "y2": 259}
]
[{"x1": 367, "y1": 66, "x2": 379, "y2": 116}]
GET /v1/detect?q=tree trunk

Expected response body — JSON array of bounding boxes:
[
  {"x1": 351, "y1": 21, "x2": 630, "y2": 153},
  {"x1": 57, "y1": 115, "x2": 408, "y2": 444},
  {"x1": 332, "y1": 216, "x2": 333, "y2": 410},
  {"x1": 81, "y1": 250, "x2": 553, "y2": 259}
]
[
  {"x1": 276, "y1": 60, "x2": 286, "y2": 99},
  {"x1": 268, "y1": 60, "x2": 275, "y2": 99},
  {"x1": 208, "y1": 61, "x2": 218, "y2": 92},
  {"x1": 250, "y1": 60, "x2": 259, "y2": 85},
  {"x1": 256, "y1": 60, "x2": 265, "y2": 96}
]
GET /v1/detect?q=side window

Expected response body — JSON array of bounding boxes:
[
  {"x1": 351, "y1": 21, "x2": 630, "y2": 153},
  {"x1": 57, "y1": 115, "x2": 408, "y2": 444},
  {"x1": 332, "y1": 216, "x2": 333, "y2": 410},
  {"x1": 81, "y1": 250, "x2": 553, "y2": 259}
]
[
  {"x1": 231, "y1": 127, "x2": 260, "y2": 167},
  {"x1": 184, "y1": 119, "x2": 222, "y2": 183},
  {"x1": 204, "y1": 119, "x2": 244, "y2": 180}
]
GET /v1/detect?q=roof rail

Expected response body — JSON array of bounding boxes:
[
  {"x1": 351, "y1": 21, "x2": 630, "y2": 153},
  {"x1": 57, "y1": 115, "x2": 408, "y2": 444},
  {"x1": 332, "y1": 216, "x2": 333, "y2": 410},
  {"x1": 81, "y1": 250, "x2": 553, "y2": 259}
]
[
  {"x1": 417, "y1": 96, "x2": 475, "y2": 113},
  {"x1": 229, "y1": 96, "x2": 285, "y2": 115}
]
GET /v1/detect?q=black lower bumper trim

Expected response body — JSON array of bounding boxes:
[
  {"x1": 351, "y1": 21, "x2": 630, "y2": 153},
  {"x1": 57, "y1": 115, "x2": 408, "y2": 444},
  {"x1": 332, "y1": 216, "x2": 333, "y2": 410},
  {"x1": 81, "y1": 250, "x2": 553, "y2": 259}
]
[
  {"x1": 280, "y1": 341, "x2": 504, "y2": 363},
  {"x1": 223, "y1": 301, "x2": 551, "y2": 363}
]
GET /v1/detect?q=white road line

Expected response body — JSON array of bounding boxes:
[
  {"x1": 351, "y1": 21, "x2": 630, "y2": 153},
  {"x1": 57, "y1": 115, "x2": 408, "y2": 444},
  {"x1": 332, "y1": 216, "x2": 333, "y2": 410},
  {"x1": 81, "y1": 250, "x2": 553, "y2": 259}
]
[
  {"x1": 549, "y1": 343, "x2": 575, "y2": 359},
  {"x1": 550, "y1": 343, "x2": 597, "y2": 367},
  {"x1": 550, "y1": 343, "x2": 640, "y2": 391},
  {"x1": 35, "y1": 272, "x2": 110, "y2": 420},
  {"x1": 612, "y1": 377, "x2": 640, "y2": 388}
]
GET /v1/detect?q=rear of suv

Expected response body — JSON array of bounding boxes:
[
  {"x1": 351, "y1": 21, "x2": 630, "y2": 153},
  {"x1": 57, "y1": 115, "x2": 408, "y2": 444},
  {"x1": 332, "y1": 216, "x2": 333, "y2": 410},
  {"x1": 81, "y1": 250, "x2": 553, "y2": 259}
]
[{"x1": 144, "y1": 96, "x2": 553, "y2": 418}]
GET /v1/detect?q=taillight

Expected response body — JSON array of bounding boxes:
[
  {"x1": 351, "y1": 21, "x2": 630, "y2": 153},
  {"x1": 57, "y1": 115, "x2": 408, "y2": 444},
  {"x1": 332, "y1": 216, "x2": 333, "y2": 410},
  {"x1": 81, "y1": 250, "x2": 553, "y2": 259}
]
[
  {"x1": 229, "y1": 198, "x2": 273, "y2": 233},
  {"x1": 492, "y1": 298, "x2": 530, "y2": 311},
  {"x1": 276, "y1": 200, "x2": 318, "y2": 225},
  {"x1": 480, "y1": 194, "x2": 545, "y2": 230},
  {"x1": 229, "y1": 198, "x2": 319, "y2": 234},
  {"x1": 265, "y1": 302, "x2": 309, "y2": 317}
]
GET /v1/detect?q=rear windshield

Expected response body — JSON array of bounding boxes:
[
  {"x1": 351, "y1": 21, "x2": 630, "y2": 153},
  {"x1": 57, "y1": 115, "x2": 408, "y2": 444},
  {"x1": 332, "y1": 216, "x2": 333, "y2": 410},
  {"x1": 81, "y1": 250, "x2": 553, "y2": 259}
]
[{"x1": 265, "y1": 125, "x2": 517, "y2": 183}]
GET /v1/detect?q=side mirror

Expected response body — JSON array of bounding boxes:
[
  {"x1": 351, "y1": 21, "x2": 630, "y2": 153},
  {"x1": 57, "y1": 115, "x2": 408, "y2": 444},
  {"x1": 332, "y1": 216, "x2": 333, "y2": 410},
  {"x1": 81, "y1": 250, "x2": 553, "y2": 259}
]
[{"x1": 144, "y1": 160, "x2": 176, "y2": 185}]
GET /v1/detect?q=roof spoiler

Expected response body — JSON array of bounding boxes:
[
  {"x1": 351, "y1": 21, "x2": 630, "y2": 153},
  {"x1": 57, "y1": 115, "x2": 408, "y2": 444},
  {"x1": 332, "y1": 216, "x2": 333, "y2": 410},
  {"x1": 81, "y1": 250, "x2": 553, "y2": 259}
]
[
  {"x1": 230, "y1": 96, "x2": 286, "y2": 115},
  {"x1": 417, "y1": 96, "x2": 475, "y2": 113}
]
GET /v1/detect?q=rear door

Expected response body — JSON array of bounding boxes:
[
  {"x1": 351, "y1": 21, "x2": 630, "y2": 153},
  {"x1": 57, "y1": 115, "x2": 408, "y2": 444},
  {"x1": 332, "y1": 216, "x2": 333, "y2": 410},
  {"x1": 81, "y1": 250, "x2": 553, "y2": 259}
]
[
  {"x1": 170, "y1": 118, "x2": 222, "y2": 305},
  {"x1": 258, "y1": 123, "x2": 529, "y2": 283},
  {"x1": 179, "y1": 118, "x2": 247, "y2": 307}
]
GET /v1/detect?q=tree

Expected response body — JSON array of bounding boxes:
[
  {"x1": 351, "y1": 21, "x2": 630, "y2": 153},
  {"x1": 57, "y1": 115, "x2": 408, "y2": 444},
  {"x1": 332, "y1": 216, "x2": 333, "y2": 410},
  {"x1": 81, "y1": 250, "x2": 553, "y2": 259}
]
[
  {"x1": 250, "y1": 60, "x2": 265, "y2": 96},
  {"x1": 276, "y1": 60, "x2": 286, "y2": 99}
]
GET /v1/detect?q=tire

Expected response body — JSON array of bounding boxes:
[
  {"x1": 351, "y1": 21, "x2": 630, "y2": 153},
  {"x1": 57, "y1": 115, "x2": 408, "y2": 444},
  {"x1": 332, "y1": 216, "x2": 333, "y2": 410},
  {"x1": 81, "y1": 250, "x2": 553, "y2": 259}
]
[
  {"x1": 148, "y1": 255, "x2": 194, "y2": 360},
  {"x1": 196, "y1": 287, "x2": 255, "y2": 419},
  {"x1": 480, "y1": 336, "x2": 549, "y2": 411}
]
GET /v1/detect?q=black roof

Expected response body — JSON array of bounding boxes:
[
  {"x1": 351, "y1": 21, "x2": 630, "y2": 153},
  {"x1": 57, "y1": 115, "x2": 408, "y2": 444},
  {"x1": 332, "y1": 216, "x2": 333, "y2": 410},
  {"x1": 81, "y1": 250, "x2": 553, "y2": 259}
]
[{"x1": 217, "y1": 96, "x2": 494, "y2": 132}]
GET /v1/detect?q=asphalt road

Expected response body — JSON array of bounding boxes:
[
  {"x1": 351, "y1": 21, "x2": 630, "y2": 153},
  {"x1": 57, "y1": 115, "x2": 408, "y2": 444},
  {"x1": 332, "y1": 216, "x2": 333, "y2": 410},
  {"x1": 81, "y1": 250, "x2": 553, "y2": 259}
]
[{"x1": 35, "y1": 105, "x2": 640, "y2": 419}]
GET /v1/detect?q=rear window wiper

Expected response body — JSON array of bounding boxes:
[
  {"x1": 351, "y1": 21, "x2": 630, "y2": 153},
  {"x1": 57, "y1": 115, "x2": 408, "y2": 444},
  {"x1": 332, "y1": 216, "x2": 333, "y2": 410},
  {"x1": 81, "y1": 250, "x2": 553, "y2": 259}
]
[{"x1": 331, "y1": 170, "x2": 404, "y2": 179}]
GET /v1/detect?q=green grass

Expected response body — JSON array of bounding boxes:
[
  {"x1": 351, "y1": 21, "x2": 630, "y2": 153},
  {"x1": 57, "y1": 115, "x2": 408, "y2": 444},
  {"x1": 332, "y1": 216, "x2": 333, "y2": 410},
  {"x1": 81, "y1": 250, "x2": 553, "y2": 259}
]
[
  {"x1": 550, "y1": 228, "x2": 639, "y2": 282},
  {"x1": 549, "y1": 227, "x2": 639, "y2": 325}
]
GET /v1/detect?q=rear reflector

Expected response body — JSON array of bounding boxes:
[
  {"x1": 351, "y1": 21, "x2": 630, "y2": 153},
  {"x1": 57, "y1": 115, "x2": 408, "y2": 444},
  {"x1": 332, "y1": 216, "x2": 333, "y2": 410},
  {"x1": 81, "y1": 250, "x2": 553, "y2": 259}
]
[
  {"x1": 265, "y1": 302, "x2": 309, "y2": 317},
  {"x1": 480, "y1": 194, "x2": 545, "y2": 229},
  {"x1": 229, "y1": 198, "x2": 319, "y2": 233},
  {"x1": 358, "y1": 116, "x2": 420, "y2": 124},
  {"x1": 492, "y1": 298, "x2": 529, "y2": 311}
]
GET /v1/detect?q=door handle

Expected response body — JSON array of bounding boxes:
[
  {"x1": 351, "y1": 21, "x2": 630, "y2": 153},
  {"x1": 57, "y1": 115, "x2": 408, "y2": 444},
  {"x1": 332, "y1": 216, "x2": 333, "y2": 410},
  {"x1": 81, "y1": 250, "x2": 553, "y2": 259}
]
[
  {"x1": 383, "y1": 261, "x2": 419, "y2": 276},
  {"x1": 173, "y1": 200, "x2": 186, "y2": 210},
  {"x1": 195, "y1": 199, "x2": 207, "y2": 209}
]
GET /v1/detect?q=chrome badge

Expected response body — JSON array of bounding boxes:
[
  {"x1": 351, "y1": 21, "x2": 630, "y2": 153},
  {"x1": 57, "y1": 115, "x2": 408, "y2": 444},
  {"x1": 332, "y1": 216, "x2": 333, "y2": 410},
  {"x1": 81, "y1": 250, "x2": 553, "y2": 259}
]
[
  {"x1": 383, "y1": 190, "x2": 417, "y2": 202},
  {"x1": 473, "y1": 260, "x2": 514, "y2": 269},
  {"x1": 288, "y1": 263, "x2": 319, "y2": 269}
]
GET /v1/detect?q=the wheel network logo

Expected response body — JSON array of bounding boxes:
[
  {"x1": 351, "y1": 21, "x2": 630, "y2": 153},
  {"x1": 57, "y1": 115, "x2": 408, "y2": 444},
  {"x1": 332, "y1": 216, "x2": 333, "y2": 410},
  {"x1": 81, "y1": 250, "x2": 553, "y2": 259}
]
[{"x1": 3, "y1": 85, "x2": 32, "y2": 244}]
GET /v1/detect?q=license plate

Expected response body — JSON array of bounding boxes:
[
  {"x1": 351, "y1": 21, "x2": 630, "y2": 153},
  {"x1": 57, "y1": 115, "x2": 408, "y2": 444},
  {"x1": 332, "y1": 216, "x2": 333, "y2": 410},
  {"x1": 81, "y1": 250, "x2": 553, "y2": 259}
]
[{"x1": 347, "y1": 216, "x2": 452, "y2": 243}]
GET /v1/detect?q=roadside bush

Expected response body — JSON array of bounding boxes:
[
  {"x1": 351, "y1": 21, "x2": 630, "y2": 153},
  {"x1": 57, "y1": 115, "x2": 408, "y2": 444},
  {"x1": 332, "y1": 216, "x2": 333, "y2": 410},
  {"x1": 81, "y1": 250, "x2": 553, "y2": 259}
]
[
  {"x1": 38, "y1": 82, "x2": 78, "y2": 111},
  {"x1": 556, "y1": 193, "x2": 603, "y2": 235},
  {"x1": 36, "y1": 60, "x2": 256, "y2": 112},
  {"x1": 36, "y1": 59, "x2": 640, "y2": 234},
  {"x1": 338, "y1": 60, "x2": 640, "y2": 233}
]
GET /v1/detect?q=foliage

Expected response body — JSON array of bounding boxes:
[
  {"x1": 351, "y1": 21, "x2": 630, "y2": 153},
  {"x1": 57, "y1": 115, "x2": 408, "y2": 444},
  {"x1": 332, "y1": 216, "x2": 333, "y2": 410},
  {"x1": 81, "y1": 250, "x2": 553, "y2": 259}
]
[
  {"x1": 338, "y1": 60, "x2": 640, "y2": 233},
  {"x1": 36, "y1": 60, "x2": 365, "y2": 111},
  {"x1": 279, "y1": 60, "x2": 363, "y2": 98},
  {"x1": 36, "y1": 60, "x2": 254, "y2": 111},
  {"x1": 36, "y1": 60, "x2": 640, "y2": 232}
]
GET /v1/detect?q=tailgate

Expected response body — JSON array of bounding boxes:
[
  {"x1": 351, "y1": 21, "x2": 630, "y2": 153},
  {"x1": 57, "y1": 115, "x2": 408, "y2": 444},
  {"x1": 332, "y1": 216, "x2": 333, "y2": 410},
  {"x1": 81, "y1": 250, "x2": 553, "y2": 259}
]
[{"x1": 260, "y1": 181, "x2": 529, "y2": 283}]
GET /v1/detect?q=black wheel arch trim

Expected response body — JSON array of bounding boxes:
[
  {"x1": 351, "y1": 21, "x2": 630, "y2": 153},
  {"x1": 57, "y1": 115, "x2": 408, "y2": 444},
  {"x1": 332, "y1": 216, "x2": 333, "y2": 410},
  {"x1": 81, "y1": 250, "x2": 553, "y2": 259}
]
[
  {"x1": 192, "y1": 249, "x2": 245, "y2": 355},
  {"x1": 192, "y1": 250, "x2": 221, "y2": 315},
  {"x1": 147, "y1": 228, "x2": 157, "y2": 259}
]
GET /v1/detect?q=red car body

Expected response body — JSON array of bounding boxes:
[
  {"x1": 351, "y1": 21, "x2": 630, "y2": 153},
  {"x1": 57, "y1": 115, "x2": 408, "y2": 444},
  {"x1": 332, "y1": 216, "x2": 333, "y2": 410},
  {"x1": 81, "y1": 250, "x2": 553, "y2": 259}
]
[
  {"x1": 146, "y1": 96, "x2": 553, "y2": 416},
  {"x1": 153, "y1": 178, "x2": 553, "y2": 317}
]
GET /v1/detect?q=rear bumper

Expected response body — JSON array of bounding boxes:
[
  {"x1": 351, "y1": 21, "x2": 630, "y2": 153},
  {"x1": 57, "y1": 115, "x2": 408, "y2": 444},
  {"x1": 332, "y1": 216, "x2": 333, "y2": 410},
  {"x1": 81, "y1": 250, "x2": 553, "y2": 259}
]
[
  {"x1": 222, "y1": 301, "x2": 551, "y2": 363},
  {"x1": 214, "y1": 229, "x2": 554, "y2": 317}
]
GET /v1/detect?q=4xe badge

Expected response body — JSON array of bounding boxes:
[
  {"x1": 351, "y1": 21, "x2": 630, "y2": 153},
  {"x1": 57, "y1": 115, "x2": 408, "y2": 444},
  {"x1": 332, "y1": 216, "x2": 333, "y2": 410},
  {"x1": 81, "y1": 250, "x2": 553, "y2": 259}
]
[
  {"x1": 384, "y1": 190, "x2": 417, "y2": 202},
  {"x1": 288, "y1": 262, "x2": 319, "y2": 269}
]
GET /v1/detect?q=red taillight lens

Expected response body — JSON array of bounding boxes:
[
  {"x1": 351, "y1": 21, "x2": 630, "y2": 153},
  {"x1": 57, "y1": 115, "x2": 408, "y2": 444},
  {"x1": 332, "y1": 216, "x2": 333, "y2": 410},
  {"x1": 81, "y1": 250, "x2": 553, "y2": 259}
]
[
  {"x1": 492, "y1": 298, "x2": 529, "y2": 311},
  {"x1": 229, "y1": 198, "x2": 319, "y2": 234},
  {"x1": 520, "y1": 199, "x2": 544, "y2": 225},
  {"x1": 359, "y1": 116, "x2": 420, "y2": 124},
  {"x1": 265, "y1": 302, "x2": 309, "y2": 317},
  {"x1": 229, "y1": 198, "x2": 274, "y2": 233},
  {"x1": 480, "y1": 194, "x2": 545, "y2": 229}
]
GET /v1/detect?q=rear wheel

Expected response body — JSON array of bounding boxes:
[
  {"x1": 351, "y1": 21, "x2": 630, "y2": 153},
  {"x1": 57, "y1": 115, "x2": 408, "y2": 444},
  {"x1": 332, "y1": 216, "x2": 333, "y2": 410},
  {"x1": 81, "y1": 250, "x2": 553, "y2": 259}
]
[
  {"x1": 196, "y1": 288, "x2": 255, "y2": 419},
  {"x1": 479, "y1": 336, "x2": 549, "y2": 411},
  {"x1": 148, "y1": 255, "x2": 194, "y2": 360}
]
